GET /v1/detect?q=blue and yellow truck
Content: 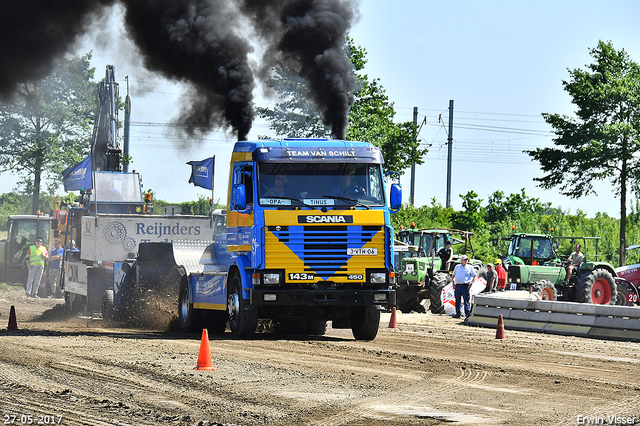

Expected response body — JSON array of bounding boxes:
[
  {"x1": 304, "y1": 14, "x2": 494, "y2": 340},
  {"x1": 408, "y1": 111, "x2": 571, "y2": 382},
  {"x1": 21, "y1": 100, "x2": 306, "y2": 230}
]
[{"x1": 158, "y1": 139, "x2": 401, "y2": 340}]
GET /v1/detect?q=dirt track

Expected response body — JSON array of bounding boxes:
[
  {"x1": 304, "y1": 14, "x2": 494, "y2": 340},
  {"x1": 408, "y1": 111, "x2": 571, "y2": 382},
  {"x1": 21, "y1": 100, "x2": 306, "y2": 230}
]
[{"x1": 1, "y1": 286, "x2": 640, "y2": 426}]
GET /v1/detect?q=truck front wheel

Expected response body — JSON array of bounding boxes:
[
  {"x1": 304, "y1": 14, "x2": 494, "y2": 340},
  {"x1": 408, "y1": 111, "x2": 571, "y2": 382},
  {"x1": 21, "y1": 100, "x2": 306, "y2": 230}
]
[
  {"x1": 227, "y1": 275, "x2": 257, "y2": 338},
  {"x1": 350, "y1": 305, "x2": 380, "y2": 341},
  {"x1": 576, "y1": 269, "x2": 617, "y2": 305}
]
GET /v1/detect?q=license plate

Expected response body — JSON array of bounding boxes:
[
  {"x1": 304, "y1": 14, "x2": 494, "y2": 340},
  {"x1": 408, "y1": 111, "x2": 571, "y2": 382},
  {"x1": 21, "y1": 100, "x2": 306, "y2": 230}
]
[{"x1": 347, "y1": 248, "x2": 377, "y2": 256}]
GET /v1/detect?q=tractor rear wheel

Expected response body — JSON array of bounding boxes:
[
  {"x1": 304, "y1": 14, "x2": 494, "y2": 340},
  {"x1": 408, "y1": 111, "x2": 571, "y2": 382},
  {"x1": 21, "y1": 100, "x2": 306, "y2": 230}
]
[
  {"x1": 532, "y1": 280, "x2": 557, "y2": 301},
  {"x1": 429, "y1": 273, "x2": 448, "y2": 314},
  {"x1": 615, "y1": 280, "x2": 635, "y2": 306},
  {"x1": 576, "y1": 269, "x2": 617, "y2": 305}
]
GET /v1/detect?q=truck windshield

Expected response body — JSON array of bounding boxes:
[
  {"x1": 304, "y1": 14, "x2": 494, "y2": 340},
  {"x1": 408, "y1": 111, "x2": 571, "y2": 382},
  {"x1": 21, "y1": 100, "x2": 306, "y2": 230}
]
[{"x1": 258, "y1": 163, "x2": 384, "y2": 208}]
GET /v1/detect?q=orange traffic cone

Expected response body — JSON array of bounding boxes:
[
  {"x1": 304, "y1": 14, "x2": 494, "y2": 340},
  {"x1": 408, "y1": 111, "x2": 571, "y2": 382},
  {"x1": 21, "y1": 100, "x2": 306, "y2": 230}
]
[
  {"x1": 194, "y1": 329, "x2": 216, "y2": 371},
  {"x1": 7, "y1": 305, "x2": 17, "y2": 331},
  {"x1": 495, "y1": 314, "x2": 505, "y2": 340},
  {"x1": 388, "y1": 307, "x2": 397, "y2": 329}
]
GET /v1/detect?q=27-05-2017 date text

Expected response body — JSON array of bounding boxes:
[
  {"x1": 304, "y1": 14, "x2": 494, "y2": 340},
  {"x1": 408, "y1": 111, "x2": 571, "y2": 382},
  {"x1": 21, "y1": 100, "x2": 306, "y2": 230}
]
[{"x1": 3, "y1": 414, "x2": 62, "y2": 425}]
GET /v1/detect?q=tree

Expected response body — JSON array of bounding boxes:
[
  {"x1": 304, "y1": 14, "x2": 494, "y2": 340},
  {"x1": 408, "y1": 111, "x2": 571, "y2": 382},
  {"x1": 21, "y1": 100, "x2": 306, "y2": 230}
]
[
  {"x1": 527, "y1": 41, "x2": 640, "y2": 265},
  {"x1": 0, "y1": 53, "x2": 97, "y2": 214},
  {"x1": 258, "y1": 36, "x2": 427, "y2": 173},
  {"x1": 452, "y1": 190, "x2": 485, "y2": 232}
]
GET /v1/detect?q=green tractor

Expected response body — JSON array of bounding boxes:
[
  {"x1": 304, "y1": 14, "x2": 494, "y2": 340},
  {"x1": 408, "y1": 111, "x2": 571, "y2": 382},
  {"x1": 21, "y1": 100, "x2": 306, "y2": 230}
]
[
  {"x1": 502, "y1": 233, "x2": 617, "y2": 305},
  {"x1": 395, "y1": 227, "x2": 486, "y2": 314}
]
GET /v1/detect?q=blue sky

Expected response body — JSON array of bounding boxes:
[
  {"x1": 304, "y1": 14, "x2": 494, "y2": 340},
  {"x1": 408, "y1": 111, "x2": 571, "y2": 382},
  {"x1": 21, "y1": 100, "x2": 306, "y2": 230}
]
[{"x1": 2, "y1": 1, "x2": 639, "y2": 218}]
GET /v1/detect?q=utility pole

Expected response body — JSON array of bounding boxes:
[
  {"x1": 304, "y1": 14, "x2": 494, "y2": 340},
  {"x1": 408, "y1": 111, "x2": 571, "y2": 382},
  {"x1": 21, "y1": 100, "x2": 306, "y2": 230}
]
[
  {"x1": 446, "y1": 100, "x2": 454, "y2": 208},
  {"x1": 410, "y1": 107, "x2": 418, "y2": 206}
]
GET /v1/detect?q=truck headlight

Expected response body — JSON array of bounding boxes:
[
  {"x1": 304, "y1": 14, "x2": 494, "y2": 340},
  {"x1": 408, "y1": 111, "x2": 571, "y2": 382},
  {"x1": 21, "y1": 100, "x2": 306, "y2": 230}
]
[
  {"x1": 370, "y1": 272, "x2": 386, "y2": 284},
  {"x1": 263, "y1": 273, "x2": 280, "y2": 285}
]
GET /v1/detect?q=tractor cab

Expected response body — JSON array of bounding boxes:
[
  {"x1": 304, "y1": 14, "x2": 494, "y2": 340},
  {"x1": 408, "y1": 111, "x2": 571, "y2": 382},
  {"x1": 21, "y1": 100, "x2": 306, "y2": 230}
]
[
  {"x1": 507, "y1": 233, "x2": 556, "y2": 266},
  {"x1": 1, "y1": 215, "x2": 56, "y2": 285}
]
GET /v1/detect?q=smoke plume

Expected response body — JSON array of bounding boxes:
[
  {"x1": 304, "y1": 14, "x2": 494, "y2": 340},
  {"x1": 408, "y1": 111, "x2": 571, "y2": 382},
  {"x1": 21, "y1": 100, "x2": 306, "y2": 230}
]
[
  {"x1": 241, "y1": 0, "x2": 359, "y2": 139},
  {"x1": 0, "y1": 0, "x2": 359, "y2": 140},
  {"x1": 0, "y1": 0, "x2": 116, "y2": 99},
  {"x1": 120, "y1": 0, "x2": 255, "y2": 140}
]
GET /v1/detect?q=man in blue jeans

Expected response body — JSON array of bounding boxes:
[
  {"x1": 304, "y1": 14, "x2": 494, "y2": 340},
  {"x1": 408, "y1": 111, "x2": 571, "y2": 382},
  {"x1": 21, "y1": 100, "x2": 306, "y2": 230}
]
[{"x1": 452, "y1": 255, "x2": 477, "y2": 318}]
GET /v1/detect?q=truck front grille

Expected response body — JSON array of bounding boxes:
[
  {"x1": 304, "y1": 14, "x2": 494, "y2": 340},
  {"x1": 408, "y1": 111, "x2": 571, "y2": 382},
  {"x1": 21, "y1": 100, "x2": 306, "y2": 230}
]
[{"x1": 267, "y1": 225, "x2": 384, "y2": 279}]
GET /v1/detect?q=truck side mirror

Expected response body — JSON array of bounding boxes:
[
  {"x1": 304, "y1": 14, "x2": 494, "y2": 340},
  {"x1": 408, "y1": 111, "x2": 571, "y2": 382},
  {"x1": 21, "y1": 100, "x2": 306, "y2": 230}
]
[
  {"x1": 389, "y1": 183, "x2": 402, "y2": 211},
  {"x1": 234, "y1": 184, "x2": 247, "y2": 210}
]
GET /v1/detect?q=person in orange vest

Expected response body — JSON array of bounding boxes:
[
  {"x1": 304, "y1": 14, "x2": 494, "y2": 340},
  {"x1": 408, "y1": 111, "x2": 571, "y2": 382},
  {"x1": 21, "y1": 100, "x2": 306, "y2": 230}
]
[{"x1": 26, "y1": 237, "x2": 48, "y2": 298}]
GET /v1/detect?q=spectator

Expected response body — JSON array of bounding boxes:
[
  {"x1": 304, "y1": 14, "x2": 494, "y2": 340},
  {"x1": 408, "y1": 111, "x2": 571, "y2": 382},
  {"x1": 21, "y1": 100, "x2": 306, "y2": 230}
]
[
  {"x1": 452, "y1": 255, "x2": 476, "y2": 318},
  {"x1": 47, "y1": 238, "x2": 64, "y2": 297},
  {"x1": 495, "y1": 259, "x2": 507, "y2": 291},
  {"x1": 437, "y1": 240, "x2": 453, "y2": 271},
  {"x1": 484, "y1": 263, "x2": 496, "y2": 292},
  {"x1": 26, "y1": 238, "x2": 48, "y2": 298}
]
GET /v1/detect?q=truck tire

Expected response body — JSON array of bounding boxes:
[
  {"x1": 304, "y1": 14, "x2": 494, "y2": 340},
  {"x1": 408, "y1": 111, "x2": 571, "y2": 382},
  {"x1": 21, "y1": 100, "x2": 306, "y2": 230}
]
[
  {"x1": 227, "y1": 275, "x2": 257, "y2": 338},
  {"x1": 178, "y1": 279, "x2": 203, "y2": 333},
  {"x1": 102, "y1": 290, "x2": 116, "y2": 323},
  {"x1": 307, "y1": 320, "x2": 327, "y2": 336},
  {"x1": 576, "y1": 269, "x2": 617, "y2": 305},
  {"x1": 429, "y1": 273, "x2": 448, "y2": 314},
  {"x1": 350, "y1": 305, "x2": 380, "y2": 341},
  {"x1": 532, "y1": 280, "x2": 557, "y2": 301}
]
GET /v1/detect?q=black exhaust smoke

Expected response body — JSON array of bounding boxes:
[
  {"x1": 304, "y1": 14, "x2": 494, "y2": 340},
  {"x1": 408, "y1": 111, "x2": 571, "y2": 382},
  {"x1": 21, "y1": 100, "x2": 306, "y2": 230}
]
[
  {"x1": 0, "y1": 0, "x2": 116, "y2": 100},
  {"x1": 1, "y1": 0, "x2": 359, "y2": 140},
  {"x1": 240, "y1": 0, "x2": 358, "y2": 140},
  {"x1": 120, "y1": 0, "x2": 255, "y2": 141}
]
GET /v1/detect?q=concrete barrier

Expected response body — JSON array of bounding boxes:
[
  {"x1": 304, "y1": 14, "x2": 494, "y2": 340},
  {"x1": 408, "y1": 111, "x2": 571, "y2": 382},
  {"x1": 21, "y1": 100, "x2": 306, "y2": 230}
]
[{"x1": 467, "y1": 293, "x2": 640, "y2": 341}]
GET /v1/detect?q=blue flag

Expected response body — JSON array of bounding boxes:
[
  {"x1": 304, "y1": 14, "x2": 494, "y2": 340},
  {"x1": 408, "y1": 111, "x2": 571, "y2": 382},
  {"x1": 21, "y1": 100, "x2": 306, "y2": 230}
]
[
  {"x1": 62, "y1": 155, "x2": 93, "y2": 191},
  {"x1": 187, "y1": 156, "x2": 215, "y2": 190}
]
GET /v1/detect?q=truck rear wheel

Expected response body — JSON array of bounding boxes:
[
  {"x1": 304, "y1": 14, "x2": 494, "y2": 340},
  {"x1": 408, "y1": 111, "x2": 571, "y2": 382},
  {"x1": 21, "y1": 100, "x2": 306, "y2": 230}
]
[
  {"x1": 576, "y1": 269, "x2": 617, "y2": 305},
  {"x1": 533, "y1": 280, "x2": 557, "y2": 301},
  {"x1": 227, "y1": 275, "x2": 257, "y2": 338},
  {"x1": 429, "y1": 273, "x2": 448, "y2": 314},
  {"x1": 350, "y1": 305, "x2": 380, "y2": 341},
  {"x1": 178, "y1": 279, "x2": 203, "y2": 333}
]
